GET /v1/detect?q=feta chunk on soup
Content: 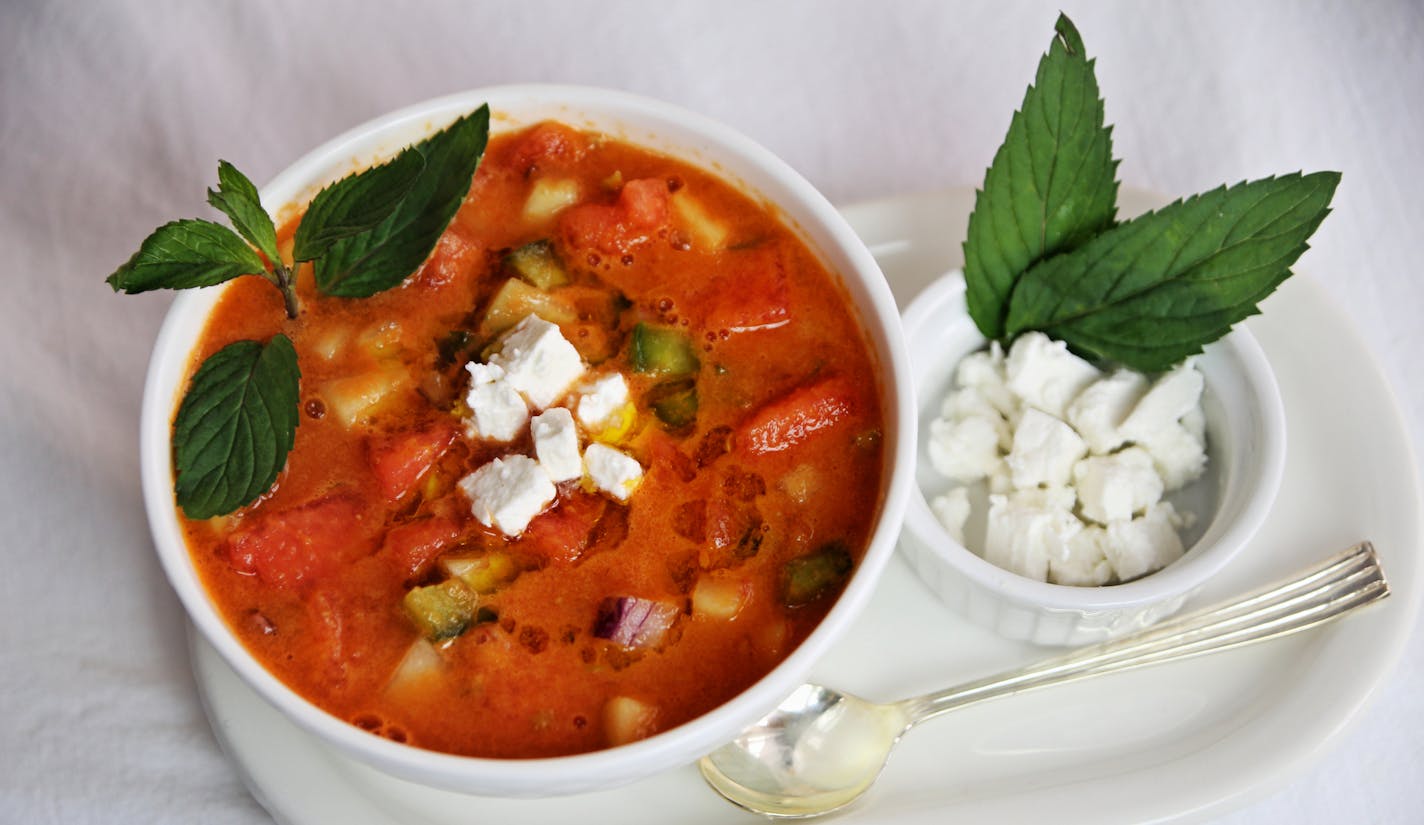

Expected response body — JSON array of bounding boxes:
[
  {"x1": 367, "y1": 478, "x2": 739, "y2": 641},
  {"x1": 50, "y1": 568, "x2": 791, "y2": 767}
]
[{"x1": 178, "y1": 120, "x2": 886, "y2": 758}]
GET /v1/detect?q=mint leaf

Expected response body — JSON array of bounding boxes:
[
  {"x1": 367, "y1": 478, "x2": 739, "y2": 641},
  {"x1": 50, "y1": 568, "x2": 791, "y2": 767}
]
[
  {"x1": 314, "y1": 105, "x2": 490, "y2": 297},
  {"x1": 963, "y1": 13, "x2": 1119, "y2": 340},
  {"x1": 173, "y1": 335, "x2": 301, "y2": 519},
  {"x1": 207, "y1": 161, "x2": 281, "y2": 265},
  {"x1": 292, "y1": 146, "x2": 425, "y2": 262},
  {"x1": 106, "y1": 219, "x2": 269, "y2": 294},
  {"x1": 1004, "y1": 172, "x2": 1340, "y2": 372}
]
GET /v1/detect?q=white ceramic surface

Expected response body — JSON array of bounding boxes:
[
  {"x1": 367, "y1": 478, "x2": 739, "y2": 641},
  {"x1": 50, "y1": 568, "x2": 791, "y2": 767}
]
[
  {"x1": 189, "y1": 187, "x2": 1421, "y2": 825},
  {"x1": 140, "y1": 86, "x2": 915, "y2": 797},
  {"x1": 898, "y1": 271, "x2": 1286, "y2": 645}
]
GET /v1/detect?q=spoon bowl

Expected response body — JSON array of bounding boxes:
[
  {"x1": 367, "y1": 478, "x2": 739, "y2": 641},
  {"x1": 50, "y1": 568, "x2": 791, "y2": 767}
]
[{"x1": 699, "y1": 542, "x2": 1388, "y2": 818}]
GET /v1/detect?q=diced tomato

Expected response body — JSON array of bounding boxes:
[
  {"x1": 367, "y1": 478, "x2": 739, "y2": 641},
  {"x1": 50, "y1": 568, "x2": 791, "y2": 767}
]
[
  {"x1": 520, "y1": 492, "x2": 607, "y2": 565},
  {"x1": 509, "y1": 122, "x2": 587, "y2": 174},
  {"x1": 740, "y1": 376, "x2": 857, "y2": 455},
  {"x1": 383, "y1": 516, "x2": 464, "y2": 578},
  {"x1": 617, "y1": 178, "x2": 670, "y2": 227},
  {"x1": 225, "y1": 494, "x2": 368, "y2": 589},
  {"x1": 557, "y1": 177, "x2": 670, "y2": 257},
  {"x1": 414, "y1": 229, "x2": 483, "y2": 291},
  {"x1": 644, "y1": 429, "x2": 697, "y2": 484},
  {"x1": 700, "y1": 244, "x2": 791, "y2": 334},
  {"x1": 367, "y1": 419, "x2": 459, "y2": 502}
]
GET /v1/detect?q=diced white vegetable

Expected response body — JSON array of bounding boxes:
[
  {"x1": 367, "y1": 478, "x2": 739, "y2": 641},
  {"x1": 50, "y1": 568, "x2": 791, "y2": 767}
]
[
  {"x1": 323, "y1": 365, "x2": 408, "y2": 428},
  {"x1": 1005, "y1": 332, "x2": 1101, "y2": 418},
  {"x1": 464, "y1": 362, "x2": 529, "y2": 442},
  {"x1": 458, "y1": 455, "x2": 556, "y2": 536},
  {"x1": 691, "y1": 577, "x2": 750, "y2": 620},
  {"x1": 603, "y1": 696, "x2": 658, "y2": 747},
  {"x1": 1006, "y1": 408, "x2": 1087, "y2": 489},
  {"x1": 1072, "y1": 446, "x2": 1163, "y2": 524},
  {"x1": 584, "y1": 442, "x2": 643, "y2": 501},
  {"x1": 489, "y1": 315, "x2": 586, "y2": 409},
  {"x1": 522, "y1": 178, "x2": 581, "y2": 223},
  {"x1": 671, "y1": 191, "x2": 729, "y2": 250},
  {"x1": 531, "y1": 407, "x2": 582, "y2": 482},
  {"x1": 778, "y1": 463, "x2": 819, "y2": 505},
  {"x1": 386, "y1": 638, "x2": 443, "y2": 693},
  {"x1": 1066, "y1": 369, "x2": 1148, "y2": 455}
]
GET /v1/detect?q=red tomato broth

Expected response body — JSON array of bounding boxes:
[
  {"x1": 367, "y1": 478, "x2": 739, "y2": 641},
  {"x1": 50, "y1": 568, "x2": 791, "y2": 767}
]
[{"x1": 179, "y1": 120, "x2": 885, "y2": 758}]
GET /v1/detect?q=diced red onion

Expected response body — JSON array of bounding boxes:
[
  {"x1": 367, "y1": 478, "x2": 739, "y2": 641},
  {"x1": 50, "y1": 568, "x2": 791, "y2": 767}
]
[{"x1": 594, "y1": 597, "x2": 680, "y2": 649}]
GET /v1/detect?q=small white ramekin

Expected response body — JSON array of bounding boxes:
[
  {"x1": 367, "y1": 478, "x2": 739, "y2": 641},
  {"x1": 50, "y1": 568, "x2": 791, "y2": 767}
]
[
  {"x1": 139, "y1": 86, "x2": 915, "y2": 796},
  {"x1": 899, "y1": 271, "x2": 1286, "y2": 646}
]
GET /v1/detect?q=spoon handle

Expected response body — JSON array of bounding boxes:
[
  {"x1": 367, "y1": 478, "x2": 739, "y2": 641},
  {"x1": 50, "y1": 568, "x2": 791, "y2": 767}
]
[{"x1": 898, "y1": 541, "x2": 1388, "y2": 727}]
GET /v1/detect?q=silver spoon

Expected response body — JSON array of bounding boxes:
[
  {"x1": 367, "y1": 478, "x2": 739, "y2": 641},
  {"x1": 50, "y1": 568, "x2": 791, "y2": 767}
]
[{"x1": 700, "y1": 542, "x2": 1388, "y2": 819}]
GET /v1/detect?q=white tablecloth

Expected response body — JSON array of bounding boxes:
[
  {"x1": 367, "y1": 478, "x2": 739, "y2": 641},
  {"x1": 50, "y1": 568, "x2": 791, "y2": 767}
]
[{"x1": 2, "y1": 1, "x2": 1420, "y2": 822}]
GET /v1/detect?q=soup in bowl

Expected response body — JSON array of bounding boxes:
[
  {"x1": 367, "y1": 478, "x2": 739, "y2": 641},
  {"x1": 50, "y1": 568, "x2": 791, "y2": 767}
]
[{"x1": 139, "y1": 86, "x2": 914, "y2": 796}]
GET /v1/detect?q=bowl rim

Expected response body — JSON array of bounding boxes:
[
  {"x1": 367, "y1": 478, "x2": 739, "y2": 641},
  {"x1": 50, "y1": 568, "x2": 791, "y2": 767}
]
[
  {"x1": 139, "y1": 84, "x2": 915, "y2": 795},
  {"x1": 899, "y1": 270, "x2": 1287, "y2": 612}
]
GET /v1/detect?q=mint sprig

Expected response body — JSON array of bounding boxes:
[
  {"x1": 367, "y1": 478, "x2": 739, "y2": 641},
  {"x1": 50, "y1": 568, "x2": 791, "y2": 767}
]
[
  {"x1": 963, "y1": 13, "x2": 1119, "y2": 340},
  {"x1": 963, "y1": 15, "x2": 1338, "y2": 371},
  {"x1": 108, "y1": 108, "x2": 491, "y2": 517}
]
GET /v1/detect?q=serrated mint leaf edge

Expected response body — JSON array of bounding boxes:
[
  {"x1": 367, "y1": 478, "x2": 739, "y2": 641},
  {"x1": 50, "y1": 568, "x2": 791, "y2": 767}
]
[
  {"x1": 173, "y1": 335, "x2": 300, "y2": 519},
  {"x1": 106, "y1": 219, "x2": 270, "y2": 294},
  {"x1": 293, "y1": 146, "x2": 427, "y2": 263},
  {"x1": 207, "y1": 161, "x2": 281, "y2": 265}
]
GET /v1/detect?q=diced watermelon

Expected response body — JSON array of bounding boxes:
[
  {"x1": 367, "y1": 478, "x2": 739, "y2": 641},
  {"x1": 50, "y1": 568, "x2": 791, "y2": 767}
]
[
  {"x1": 520, "y1": 492, "x2": 607, "y2": 565},
  {"x1": 414, "y1": 229, "x2": 483, "y2": 291},
  {"x1": 383, "y1": 516, "x2": 464, "y2": 578},
  {"x1": 367, "y1": 419, "x2": 459, "y2": 502},
  {"x1": 509, "y1": 122, "x2": 587, "y2": 174},
  {"x1": 557, "y1": 178, "x2": 670, "y2": 257},
  {"x1": 225, "y1": 494, "x2": 368, "y2": 589},
  {"x1": 700, "y1": 244, "x2": 791, "y2": 334},
  {"x1": 741, "y1": 376, "x2": 857, "y2": 455}
]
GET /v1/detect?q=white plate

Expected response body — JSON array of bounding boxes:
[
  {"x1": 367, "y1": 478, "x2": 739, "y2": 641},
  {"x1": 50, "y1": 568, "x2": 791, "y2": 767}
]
[{"x1": 191, "y1": 187, "x2": 1422, "y2": 824}]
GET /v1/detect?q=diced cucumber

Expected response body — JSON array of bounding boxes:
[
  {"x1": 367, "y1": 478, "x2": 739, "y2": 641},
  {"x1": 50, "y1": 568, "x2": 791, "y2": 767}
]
[
  {"x1": 481, "y1": 278, "x2": 577, "y2": 337},
  {"x1": 630, "y1": 323, "x2": 699, "y2": 376},
  {"x1": 649, "y1": 380, "x2": 698, "y2": 430},
  {"x1": 440, "y1": 551, "x2": 518, "y2": 594},
  {"x1": 670, "y1": 191, "x2": 729, "y2": 250},
  {"x1": 780, "y1": 541, "x2": 853, "y2": 608},
  {"x1": 403, "y1": 579, "x2": 479, "y2": 641},
  {"x1": 505, "y1": 240, "x2": 569, "y2": 289},
  {"x1": 522, "y1": 178, "x2": 581, "y2": 223}
]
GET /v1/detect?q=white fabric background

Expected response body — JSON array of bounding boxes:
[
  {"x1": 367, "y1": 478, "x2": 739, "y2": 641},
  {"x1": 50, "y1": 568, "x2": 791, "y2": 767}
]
[{"x1": 2, "y1": 1, "x2": 1420, "y2": 822}]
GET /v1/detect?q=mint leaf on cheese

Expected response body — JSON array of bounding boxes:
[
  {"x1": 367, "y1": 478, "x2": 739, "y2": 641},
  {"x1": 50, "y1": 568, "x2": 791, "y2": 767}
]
[
  {"x1": 963, "y1": 13, "x2": 1119, "y2": 340},
  {"x1": 1004, "y1": 172, "x2": 1341, "y2": 372}
]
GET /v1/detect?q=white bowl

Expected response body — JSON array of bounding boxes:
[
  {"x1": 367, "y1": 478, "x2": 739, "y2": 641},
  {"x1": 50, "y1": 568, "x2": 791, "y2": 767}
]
[
  {"x1": 139, "y1": 86, "x2": 915, "y2": 796},
  {"x1": 899, "y1": 271, "x2": 1285, "y2": 646}
]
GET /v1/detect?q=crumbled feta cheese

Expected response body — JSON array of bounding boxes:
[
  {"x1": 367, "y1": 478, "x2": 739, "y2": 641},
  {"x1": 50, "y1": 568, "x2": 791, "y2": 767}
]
[
  {"x1": 1053, "y1": 527, "x2": 1115, "y2": 586},
  {"x1": 459, "y1": 455, "x2": 556, "y2": 536},
  {"x1": 930, "y1": 487, "x2": 971, "y2": 544},
  {"x1": 574, "y1": 372, "x2": 631, "y2": 432},
  {"x1": 584, "y1": 442, "x2": 643, "y2": 502},
  {"x1": 928, "y1": 415, "x2": 1004, "y2": 483},
  {"x1": 1137, "y1": 422, "x2": 1207, "y2": 492},
  {"x1": 953, "y1": 341, "x2": 1018, "y2": 419},
  {"x1": 1119, "y1": 362, "x2": 1204, "y2": 445},
  {"x1": 1104, "y1": 501, "x2": 1187, "y2": 581},
  {"x1": 1066, "y1": 370, "x2": 1148, "y2": 455},
  {"x1": 1072, "y1": 446, "x2": 1163, "y2": 524},
  {"x1": 983, "y1": 487, "x2": 1081, "y2": 582},
  {"x1": 1006, "y1": 408, "x2": 1087, "y2": 489},
  {"x1": 488, "y1": 315, "x2": 586, "y2": 409},
  {"x1": 464, "y1": 362, "x2": 529, "y2": 442},
  {"x1": 1005, "y1": 332, "x2": 1101, "y2": 418},
  {"x1": 531, "y1": 407, "x2": 582, "y2": 482}
]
